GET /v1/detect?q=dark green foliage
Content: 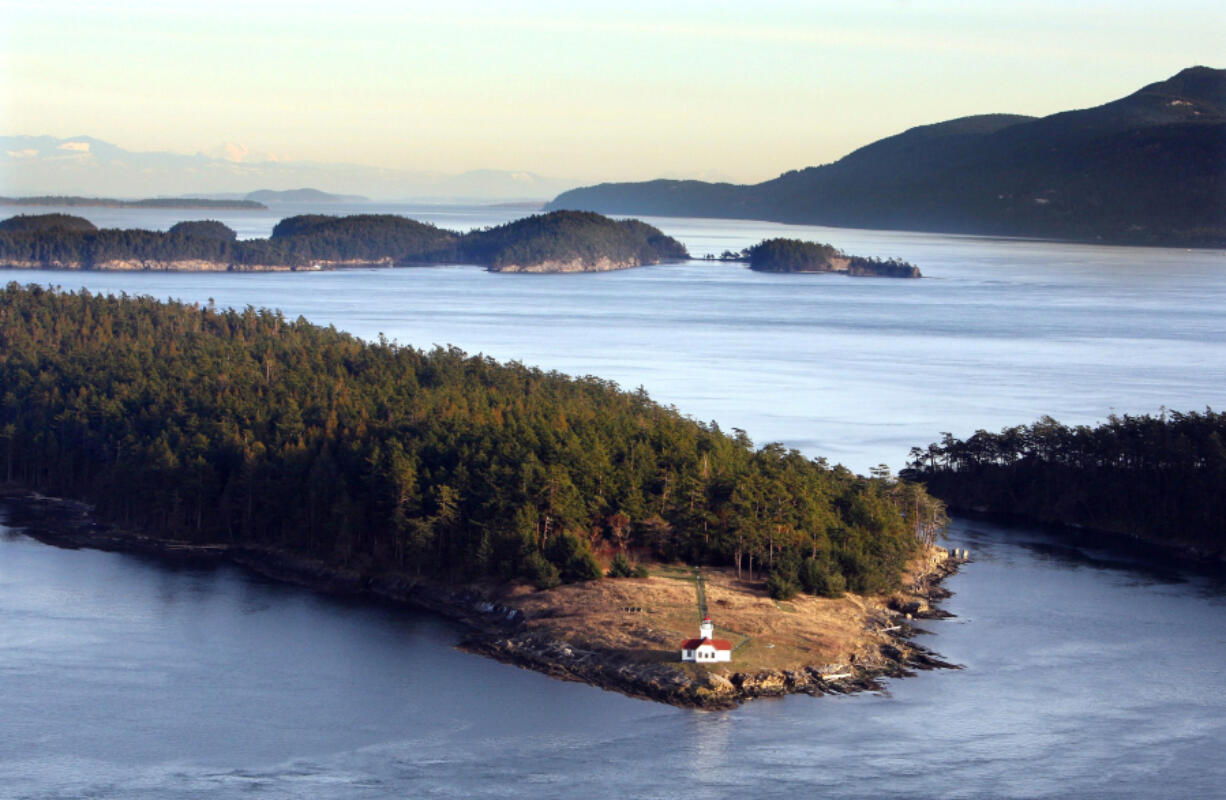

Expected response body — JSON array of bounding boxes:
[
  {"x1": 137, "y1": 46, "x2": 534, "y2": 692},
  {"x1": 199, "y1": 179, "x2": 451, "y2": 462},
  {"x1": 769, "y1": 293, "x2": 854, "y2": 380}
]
[
  {"x1": 0, "y1": 210, "x2": 684, "y2": 271},
  {"x1": 546, "y1": 532, "x2": 603, "y2": 582},
  {"x1": 607, "y1": 551, "x2": 635, "y2": 577},
  {"x1": 800, "y1": 557, "x2": 846, "y2": 597},
  {"x1": 0, "y1": 285, "x2": 942, "y2": 590},
  {"x1": 523, "y1": 552, "x2": 561, "y2": 590},
  {"x1": 766, "y1": 570, "x2": 799, "y2": 600},
  {"x1": 462, "y1": 211, "x2": 688, "y2": 269},
  {"x1": 746, "y1": 238, "x2": 838, "y2": 272},
  {"x1": 766, "y1": 549, "x2": 801, "y2": 599},
  {"x1": 745, "y1": 239, "x2": 921, "y2": 278},
  {"x1": 845, "y1": 257, "x2": 921, "y2": 278},
  {"x1": 607, "y1": 552, "x2": 648, "y2": 578},
  {"x1": 547, "y1": 67, "x2": 1226, "y2": 247},
  {"x1": 268, "y1": 214, "x2": 459, "y2": 263},
  {"x1": 904, "y1": 411, "x2": 1226, "y2": 554},
  {"x1": 168, "y1": 220, "x2": 238, "y2": 241},
  {"x1": 0, "y1": 214, "x2": 97, "y2": 233}
]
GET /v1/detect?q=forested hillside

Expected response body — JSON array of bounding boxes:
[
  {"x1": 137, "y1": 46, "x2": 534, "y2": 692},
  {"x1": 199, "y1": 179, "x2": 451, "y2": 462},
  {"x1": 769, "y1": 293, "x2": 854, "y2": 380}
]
[
  {"x1": 548, "y1": 67, "x2": 1226, "y2": 247},
  {"x1": 463, "y1": 210, "x2": 688, "y2": 270},
  {"x1": 903, "y1": 412, "x2": 1226, "y2": 554},
  {"x1": 0, "y1": 285, "x2": 943, "y2": 592}
]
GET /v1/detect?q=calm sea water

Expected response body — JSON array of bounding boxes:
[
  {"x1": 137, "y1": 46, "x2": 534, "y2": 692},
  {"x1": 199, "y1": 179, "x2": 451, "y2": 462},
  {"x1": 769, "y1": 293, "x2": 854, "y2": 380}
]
[{"x1": 1, "y1": 204, "x2": 1225, "y2": 798}]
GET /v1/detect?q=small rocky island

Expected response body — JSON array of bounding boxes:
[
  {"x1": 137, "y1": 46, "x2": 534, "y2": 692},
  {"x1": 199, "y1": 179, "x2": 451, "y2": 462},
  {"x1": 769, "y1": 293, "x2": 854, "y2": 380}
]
[
  {"x1": 0, "y1": 210, "x2": 688, "y2": 273},
  {"x1": 744, "y1": 238, "x2": 922, "y2": 278}
]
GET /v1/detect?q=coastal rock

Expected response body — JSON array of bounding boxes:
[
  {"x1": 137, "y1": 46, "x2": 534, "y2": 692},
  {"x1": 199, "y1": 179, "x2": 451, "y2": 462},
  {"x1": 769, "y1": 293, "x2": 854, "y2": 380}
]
[
  {"x1": 733, "y1": 671, "x2": 789, "y2": 696},
  {"x1": 488, "y1": 257, "x2": 641, "y2": 274}
]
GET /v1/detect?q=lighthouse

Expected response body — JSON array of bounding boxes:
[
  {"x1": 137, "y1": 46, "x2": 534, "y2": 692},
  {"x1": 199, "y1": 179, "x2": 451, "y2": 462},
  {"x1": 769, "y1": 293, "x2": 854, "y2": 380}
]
[{"x1": 680, "y1": 615, "x2": 733, "y2": 663}]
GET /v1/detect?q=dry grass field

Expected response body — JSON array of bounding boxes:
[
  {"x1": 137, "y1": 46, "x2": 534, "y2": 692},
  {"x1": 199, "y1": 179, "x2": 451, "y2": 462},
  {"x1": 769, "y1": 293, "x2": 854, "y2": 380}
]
[{"x1": 492, "y1": 549, "x2": 950, "y2": 675}]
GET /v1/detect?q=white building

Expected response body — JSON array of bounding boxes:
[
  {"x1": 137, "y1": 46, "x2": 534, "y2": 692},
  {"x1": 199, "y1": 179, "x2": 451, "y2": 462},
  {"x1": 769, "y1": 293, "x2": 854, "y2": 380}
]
[{"x1": 680, "y1": 615, "x2": 732, "y2": 662}]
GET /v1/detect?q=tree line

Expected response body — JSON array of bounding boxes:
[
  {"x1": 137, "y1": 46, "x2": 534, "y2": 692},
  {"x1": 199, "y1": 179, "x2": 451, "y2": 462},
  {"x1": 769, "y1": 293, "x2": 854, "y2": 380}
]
[
  {"x1": 903, "y1": 411, "x2": 1226, "y2": 553},
  {"x1": 0, "y1": 210, "x2": 688, "y2": 271},
  {"x1": 745, "y1": 238, "x2": 920, "y2": 278},
  {"x1": 0, "y1": 284, "x2": 944, "y2": 594}
]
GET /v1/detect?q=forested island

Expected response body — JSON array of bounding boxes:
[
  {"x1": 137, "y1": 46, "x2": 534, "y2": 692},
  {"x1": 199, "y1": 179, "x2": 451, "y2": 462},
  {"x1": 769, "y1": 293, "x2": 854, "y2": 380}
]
[
  {"x1": 744, "y1": 238, "x2": 921, "y2": 278},
  {"x1": 0, "y1": 284, "x2": 956, "y2": 706},
  {"x1": 903, "y1": 411, "x2": 1226, "y2": 558},
  {"x1": 0, "y1": 210, "x2": 688, "y2": 273},
  {"x1": 0, "y1": 195, "x2": 266, "y2": 210}
]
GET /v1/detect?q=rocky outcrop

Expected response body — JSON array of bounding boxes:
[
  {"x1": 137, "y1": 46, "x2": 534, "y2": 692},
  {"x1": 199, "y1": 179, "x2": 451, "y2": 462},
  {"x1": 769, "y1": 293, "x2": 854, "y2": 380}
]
[
  {"x1": 0, "y1": 259, "x2": 392, "y2": 272},
  {"x1": 466, "y1": 616, "x2": 961, "y2": 709},
  {"x1": 0, "y1": 255, "x2": 654, "y2": 274},
  {"x1": 488, "y1": 257, "x2": 645, "y2": 273}
]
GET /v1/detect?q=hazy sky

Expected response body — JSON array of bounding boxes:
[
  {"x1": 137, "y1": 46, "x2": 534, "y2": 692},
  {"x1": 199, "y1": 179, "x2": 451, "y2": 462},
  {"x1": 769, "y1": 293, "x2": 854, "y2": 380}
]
[{"x1": 3, "y1": 0, "x2": 1223, "y2": 183}]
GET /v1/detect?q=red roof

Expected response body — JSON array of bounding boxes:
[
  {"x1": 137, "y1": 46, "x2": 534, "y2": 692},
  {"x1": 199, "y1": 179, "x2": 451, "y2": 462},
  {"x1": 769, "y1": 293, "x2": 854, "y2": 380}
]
[{"x1": 680, "y1": 637, "x2": 732, "y2": 651}]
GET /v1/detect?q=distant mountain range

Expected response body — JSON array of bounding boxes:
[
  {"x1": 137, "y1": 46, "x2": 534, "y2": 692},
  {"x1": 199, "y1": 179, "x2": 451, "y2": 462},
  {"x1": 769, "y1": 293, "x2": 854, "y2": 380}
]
[
  {"x1": 0, "y1": 136, "x2": 580, "y2": 201},
  {"x1": 548, "y1": 67, "x2": 1226, "y2": 246}
]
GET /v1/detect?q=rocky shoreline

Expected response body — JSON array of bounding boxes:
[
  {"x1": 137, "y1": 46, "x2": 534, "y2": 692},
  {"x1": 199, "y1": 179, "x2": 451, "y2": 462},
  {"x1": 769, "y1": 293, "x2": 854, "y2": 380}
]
[
  {"x1": 0, "y1": 257, "x2": 656, "y2": 274},
  {"x1": 463, "y1": 554, "x2": 961, "y2": 709},
  {"x1": 489, "y1": 256, "x2": 648, "y2": 273},
  {"x1": 0, "y1": 487, "x2": 962, "y2": 710},
  {"x1": 0, "y1": 258, "x2": 391, "y2": 272}
]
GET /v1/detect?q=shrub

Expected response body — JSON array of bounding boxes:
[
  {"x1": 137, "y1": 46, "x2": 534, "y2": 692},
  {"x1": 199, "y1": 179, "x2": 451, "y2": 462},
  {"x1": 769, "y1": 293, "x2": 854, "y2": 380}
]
[
  {"x1": 800, "y1": 557, "x2": 845, "y2": 598},
  {"x1": 547, "y1": 531, "x2": 603, "y2": 583},
  {"x1": 766, "y1": 570, "x2": 799, "y2": 600},
  {"x1": 607, "y1": 551, "x2": 634, "y2": 577},
  {"x1": 523, "y1": 551, "x2": 561, "y2": 590}
]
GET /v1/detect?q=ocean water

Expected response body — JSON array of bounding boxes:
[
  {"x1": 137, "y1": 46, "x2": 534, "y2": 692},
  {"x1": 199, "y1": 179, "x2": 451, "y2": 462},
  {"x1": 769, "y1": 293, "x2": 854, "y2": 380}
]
[
  {"x1": 1, "y1": 205, "x2": 1224, "y2": 798},
  {"x1": 2, "y1": 517, "x2": 1223, "y2": 799},
  {"x1": 4, "y1": 202, "x2": 1224, "y2": 474}
]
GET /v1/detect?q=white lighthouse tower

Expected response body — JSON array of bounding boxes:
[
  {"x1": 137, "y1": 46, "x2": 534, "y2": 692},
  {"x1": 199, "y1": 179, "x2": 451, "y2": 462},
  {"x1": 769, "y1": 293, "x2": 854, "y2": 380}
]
[{"x1": 680, "y1": 615, "x2": 732, "y2": 662}]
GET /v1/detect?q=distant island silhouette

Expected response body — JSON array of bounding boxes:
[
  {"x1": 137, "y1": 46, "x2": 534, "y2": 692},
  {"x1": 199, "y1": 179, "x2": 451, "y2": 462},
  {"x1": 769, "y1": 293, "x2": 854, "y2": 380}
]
[
  {"x1": 0, "y1": 195, "x2": 266, "y2": 210},
  {"x1": 0, "y1": 212, "x2": 924, "y2": 277},
  {"x1": 0, "y1": 210, "x2": 689, "y2": 273},
  {"x1": 244, "y1": 188, "x2": 369, "y2": 204},
  {"x1": 548, "y1": 67, "x2": 1226, "y2": 247}
]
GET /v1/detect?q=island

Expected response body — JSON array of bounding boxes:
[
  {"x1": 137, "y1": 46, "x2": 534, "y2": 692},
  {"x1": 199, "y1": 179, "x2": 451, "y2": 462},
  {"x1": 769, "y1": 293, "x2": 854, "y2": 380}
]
[
  {"x1": 902, "y1": 411, "x2": 1226, "y2": 559},
  {"x1": 244, "y1": 188, "x2": 369, "y2": 204},
  {"x1": 0, "y1": 210, "x2": 689, "y2": 273},
  {"x1": 743, "y1": 238, "x2": 922, "y2": 278},
  {"x1": 0, "y1": 195, "x2": 267, "y2": 210},
  {"x1": 0, "y1": 284, "x2": 959, "y2": 707}
]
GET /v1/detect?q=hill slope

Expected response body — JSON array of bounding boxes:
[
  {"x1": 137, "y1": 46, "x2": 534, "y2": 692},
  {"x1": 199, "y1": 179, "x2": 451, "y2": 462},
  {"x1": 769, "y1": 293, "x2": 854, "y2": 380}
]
[{"x1": 548, "y1": 67, "x2": 1226, "y2": 246}]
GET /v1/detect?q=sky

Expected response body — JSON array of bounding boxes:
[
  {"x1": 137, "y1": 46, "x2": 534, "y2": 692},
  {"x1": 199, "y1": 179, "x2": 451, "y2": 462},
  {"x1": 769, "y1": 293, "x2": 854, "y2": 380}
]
[{"x1": 2, "y1": 0, "x2": 1224, "y2": 185}]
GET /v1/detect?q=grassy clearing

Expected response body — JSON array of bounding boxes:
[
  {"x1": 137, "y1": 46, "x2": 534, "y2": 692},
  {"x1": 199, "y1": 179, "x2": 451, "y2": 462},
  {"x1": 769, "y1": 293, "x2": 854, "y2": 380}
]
[{"x1": 492, "y1": 551, "x2": 941, "y2": 675}]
